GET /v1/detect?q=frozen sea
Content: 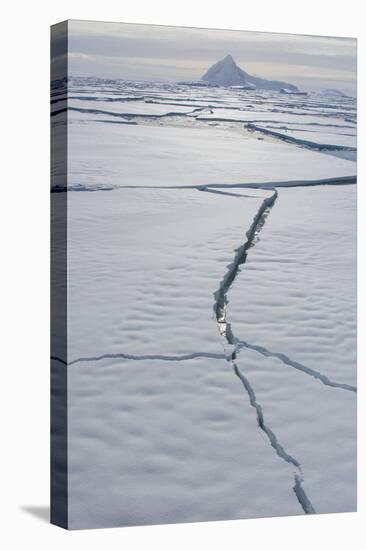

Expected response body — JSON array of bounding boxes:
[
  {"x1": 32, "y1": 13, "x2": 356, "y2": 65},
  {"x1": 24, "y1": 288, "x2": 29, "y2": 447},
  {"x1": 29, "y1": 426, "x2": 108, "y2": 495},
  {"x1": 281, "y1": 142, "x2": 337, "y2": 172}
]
[{"x1": 51, "y1": 77, "x2": 357, "y2": 528}]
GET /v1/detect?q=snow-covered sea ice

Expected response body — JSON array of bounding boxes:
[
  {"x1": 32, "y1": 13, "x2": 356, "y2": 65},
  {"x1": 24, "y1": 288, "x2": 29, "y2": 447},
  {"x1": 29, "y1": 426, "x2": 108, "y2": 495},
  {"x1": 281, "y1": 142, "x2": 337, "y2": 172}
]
[{"x1": 51, "y1": 73, "x2": 357, "y2": 528}]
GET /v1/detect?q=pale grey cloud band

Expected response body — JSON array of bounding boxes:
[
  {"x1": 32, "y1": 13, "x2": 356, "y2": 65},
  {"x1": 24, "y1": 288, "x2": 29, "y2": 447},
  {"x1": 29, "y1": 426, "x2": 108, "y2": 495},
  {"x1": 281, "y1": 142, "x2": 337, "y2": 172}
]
[{"x1": 67, "y1": 20, "x2": 357, "y2": 95}]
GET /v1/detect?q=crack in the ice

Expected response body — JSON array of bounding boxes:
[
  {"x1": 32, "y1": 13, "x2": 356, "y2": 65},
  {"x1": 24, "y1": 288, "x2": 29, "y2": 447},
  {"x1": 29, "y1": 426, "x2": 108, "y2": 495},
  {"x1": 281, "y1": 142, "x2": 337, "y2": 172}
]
[
  {"x1": 50, "y1": 175, "x2": 356, "y2": 193},
  {"x1": 232, "y1": 361, "x2": 300, "y2": 469},
  {"x1": 199, "y1": 187, "x2": 261, "y2": 199},
  {"x1": 293, "y1": 474, "x2": 316, "y2": 514},
  {"x1": 52, "y1": 351, "x2": 226, "y2": 367},
  {"x1": 195, "y1": 116, "x2": 355, "y2": 129},
  {"x1": 212, "y1": 188, "x2": 316, "y2": 515},
  {"x1": 51, "y1": 105, "x2": 204, "y2": 120},
  {"x1": 246, "y1": 122, "x2": 356, "y2": 153},
  {"x1": 214, "y1": 189, "x2": 278, "y2": 345},
  {"x1": 236, "y1": 339, "x2": 356, "y2": 393},
  {"x1": 52, "y1": 169, "x2": 353, "y2": 516}
]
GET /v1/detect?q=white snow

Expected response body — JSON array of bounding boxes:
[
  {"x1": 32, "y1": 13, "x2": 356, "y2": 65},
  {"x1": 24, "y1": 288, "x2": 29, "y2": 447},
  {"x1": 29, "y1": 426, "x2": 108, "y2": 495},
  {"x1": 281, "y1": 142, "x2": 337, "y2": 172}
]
[
  {"x1": 234, "y1": 348, "x2": 356, "y2": 514},
  {"x1": 197, "y1": 107, "x2": 354, "y2": 127},
  {"x1": 66, "y1": 112, "x2": 355, "y2": 189},
  {"x1": 67, "y1": 187, "x2": 266, "y2": 360},
  {"x1": 226, "y1": 185, "x2": 357, "y2": 513},
  {"x1": 58, "y1": 77, "x2": 357, "y2": 528},
  {"x1": 248, "y1": 123, "x2": 356, "y2": 150},
  {"x1": 68, "y1": 354, "x2": 301, "y2": 529},
  {"x1": 228, "y1": 185, "x2": 357, "y2": 386},
  {"x1": 69, "y1": 98, "x2": 197, "y2": 117}
]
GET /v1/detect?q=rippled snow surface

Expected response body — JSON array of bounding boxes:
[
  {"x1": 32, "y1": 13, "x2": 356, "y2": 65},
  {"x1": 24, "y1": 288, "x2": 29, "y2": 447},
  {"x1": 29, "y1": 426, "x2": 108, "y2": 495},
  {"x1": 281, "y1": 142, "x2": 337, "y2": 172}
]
[{"x1": 51, "y1": 77, "x2": 356, "y2": 529}]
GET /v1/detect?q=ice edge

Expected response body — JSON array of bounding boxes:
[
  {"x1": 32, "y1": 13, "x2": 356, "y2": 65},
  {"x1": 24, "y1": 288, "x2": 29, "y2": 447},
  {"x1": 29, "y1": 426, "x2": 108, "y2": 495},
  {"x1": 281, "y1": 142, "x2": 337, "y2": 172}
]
[
  {"x1": 212, "y1": 188, "x2": 316, "y2": 515},
  {"x1": 51, "y1": 175, "x2": 357, "y2": 193}
]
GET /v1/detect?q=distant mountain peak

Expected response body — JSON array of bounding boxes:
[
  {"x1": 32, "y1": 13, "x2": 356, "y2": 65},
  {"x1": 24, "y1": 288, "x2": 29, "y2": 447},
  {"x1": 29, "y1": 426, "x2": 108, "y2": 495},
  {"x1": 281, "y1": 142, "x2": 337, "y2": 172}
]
[
  {"x1": 201, "y1": 55, "x2": 298, "y2": 92},
  {"x1": 201, "y1": 55, "x2": 248, "y2": 87}
]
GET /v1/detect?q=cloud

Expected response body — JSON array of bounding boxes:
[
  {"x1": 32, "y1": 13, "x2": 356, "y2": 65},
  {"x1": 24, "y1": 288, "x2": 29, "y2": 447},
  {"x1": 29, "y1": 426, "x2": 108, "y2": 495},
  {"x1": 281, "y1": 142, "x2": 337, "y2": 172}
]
[{"x1": 66, "y1": 19, "x2": 356, "y2": 94}]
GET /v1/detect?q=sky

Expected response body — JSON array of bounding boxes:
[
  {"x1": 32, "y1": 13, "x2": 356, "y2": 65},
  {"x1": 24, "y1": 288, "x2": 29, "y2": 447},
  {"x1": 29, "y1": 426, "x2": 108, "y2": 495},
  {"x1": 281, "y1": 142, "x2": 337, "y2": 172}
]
[{"x1": 58, "y1": 20, "x2": 356, "y2": 95}]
